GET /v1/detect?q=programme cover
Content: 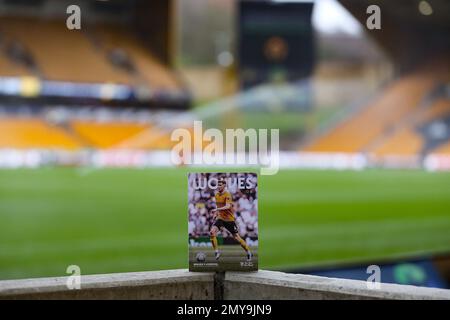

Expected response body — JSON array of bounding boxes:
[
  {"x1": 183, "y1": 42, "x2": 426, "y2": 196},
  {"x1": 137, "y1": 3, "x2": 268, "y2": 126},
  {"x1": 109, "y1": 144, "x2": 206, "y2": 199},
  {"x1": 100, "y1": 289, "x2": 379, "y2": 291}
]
[{"x1": 188, "y1": 173, "x2": 258, "y2": 272}]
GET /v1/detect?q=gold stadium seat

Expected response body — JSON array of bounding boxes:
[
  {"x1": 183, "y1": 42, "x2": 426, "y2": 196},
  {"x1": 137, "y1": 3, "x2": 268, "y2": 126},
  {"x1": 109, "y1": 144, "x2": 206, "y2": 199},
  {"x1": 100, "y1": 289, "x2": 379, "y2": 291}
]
[
  {"x1": 111, "y1": 126, "x2": 178, "y2": 150},
  {"x1": 0, "y1": 117, "x2": 80, "y2": 149},
  {"x1": 0, "y1": 53, "x2": 31, "y2": 77},
  {"x1": 0, "y1": 17, "x2": 132, "y2": 84},
  {"x1": 93, "y1": 25, "x2": 180, "y2": 91},
  {"x1": 372, "y1": 129, "x2": 423, "y2": 156},
  {"x1": 372, "y1": 99, "x2": 450, "y2": 156},
  {"x1": 70, "y1": 121, "x2": 150, "y2": 149},
  {"x1": 305, "y1": 72, "x2": 438, "y2": 153}
]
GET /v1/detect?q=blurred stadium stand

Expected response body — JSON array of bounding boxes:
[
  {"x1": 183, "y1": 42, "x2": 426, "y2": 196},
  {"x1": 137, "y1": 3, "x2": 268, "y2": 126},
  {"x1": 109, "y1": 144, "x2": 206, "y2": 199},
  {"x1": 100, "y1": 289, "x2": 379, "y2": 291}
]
[
  {"x1": 70, "y1": 120, "x2": 149, "y2": 149},
  {"x1": 0, "y1": 0, "x2": 450, "y2": 292},
  {"x1": 0, "y1": 0, "x2": 449, "y2": 162},
  {"x1": 0, "y1": 0, "x2": 188, "y2": 104},
  {"x1": 92, "y1": 24, "x2": 180, "y2": 91},
  {"x1": 0, "y1": 117, "x2": 79, "y2": 149},
  {"x1": 0, "y1": 15, "x2": 184, "y2": 93},
  {"x1": 305, "y1": 64, "x2": 450, "y2": 156},
  {"x1": 0, "y1": 0, "x2": 189, "y2": 152},
  {"x1": 303, "y1": 0, "x2": 450, "y2": 159}
]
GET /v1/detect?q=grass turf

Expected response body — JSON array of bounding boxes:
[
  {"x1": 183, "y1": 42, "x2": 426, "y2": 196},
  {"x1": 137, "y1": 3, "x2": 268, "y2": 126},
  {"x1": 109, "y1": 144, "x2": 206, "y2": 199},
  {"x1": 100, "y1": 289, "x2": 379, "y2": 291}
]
[{"x1": 0, "y1": 167, "x2": 450, "y2": 280}]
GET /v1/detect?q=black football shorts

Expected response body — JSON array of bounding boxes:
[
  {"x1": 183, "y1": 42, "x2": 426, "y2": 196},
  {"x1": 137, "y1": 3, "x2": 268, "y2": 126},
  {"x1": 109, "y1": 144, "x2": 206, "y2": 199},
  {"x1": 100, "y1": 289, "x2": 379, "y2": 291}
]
[{"x1": 213, "y1": 218, "x2": 238, "y2": 235}]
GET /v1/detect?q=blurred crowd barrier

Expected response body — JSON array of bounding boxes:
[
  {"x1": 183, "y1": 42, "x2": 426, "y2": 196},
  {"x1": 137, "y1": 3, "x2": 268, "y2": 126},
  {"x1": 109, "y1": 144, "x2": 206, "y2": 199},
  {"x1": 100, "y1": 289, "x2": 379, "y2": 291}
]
[{"x1": 1, "y1": 149, "x2": 450, "y2": 171}]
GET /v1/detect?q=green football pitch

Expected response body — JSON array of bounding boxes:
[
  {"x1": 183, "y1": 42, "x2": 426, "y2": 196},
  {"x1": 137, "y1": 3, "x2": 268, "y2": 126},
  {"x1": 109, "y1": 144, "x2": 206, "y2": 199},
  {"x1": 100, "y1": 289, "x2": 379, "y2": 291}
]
[{"x1": 1, "y1": 167, "x2": 450, "y2": 280}]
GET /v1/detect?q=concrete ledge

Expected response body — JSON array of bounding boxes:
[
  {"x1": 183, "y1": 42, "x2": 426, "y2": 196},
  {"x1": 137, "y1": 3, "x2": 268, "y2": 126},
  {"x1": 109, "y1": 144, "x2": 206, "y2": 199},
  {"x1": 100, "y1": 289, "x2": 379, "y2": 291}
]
[
  {"x1": 1, "y1": 269, "x2": 449, "y2": 300},
  {"x1": 225, "y1": 270, "x2": 450, "y2": 300},
  {"x1": 0, "y1": 269, "x2": 214, "y2": 300}
]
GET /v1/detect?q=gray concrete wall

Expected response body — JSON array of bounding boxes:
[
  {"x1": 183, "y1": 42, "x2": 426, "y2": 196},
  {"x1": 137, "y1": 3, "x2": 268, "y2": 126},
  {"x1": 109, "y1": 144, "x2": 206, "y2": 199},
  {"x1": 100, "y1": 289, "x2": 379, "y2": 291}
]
[
  {"x1": 0, "y1": 269, "x2": 214, "y2": 300},
  {"x1": 1, "y1": 269, "x2": 449, "y2": 300},
  {"x1": 225, "y1": 270, "x2": 450, "y2": 300}
]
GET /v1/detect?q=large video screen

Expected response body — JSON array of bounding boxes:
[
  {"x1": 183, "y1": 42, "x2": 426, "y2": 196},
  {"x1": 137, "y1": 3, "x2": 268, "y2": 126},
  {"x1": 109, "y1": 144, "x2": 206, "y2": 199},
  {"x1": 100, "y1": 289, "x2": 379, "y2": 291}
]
[{"x1": 238, "y1": 1, "x2": 315, "y2": 89}]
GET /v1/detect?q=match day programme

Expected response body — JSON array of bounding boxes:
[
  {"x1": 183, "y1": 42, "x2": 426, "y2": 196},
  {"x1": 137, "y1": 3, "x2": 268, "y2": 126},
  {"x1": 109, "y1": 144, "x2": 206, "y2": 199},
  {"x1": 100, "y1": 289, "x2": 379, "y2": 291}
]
[{"x1": 188, "y1": 173, "x2": 258, "y2": 272}]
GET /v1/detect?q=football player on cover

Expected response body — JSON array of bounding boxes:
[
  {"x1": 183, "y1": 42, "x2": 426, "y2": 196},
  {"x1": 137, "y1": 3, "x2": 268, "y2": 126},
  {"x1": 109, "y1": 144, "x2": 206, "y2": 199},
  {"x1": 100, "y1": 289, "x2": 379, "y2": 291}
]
[{"x1": 210, "y1": 178, "x2": 253, "y2": 261}]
